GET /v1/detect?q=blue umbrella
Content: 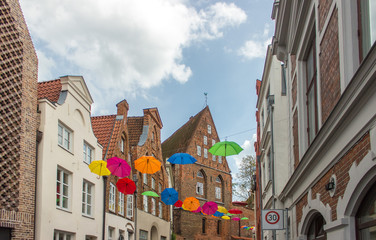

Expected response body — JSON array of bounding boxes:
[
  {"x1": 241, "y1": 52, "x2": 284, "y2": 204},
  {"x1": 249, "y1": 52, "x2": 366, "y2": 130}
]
[
  {"x1": 167, "y1": 153, "x2": 197, "y2": 165},
  {"x1": 213, "y1": 211, "x2": 224, "y2": 217},
  {"x1": 161, "y1": 188, "x2": 178, "y2": 205}
]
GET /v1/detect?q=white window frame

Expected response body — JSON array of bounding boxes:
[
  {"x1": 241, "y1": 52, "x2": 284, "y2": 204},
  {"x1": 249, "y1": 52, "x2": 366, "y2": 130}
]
[
  {"x1": 151, "y1": 198, "x2": 156, "y2": 215},
  {"x1": 82, "y1": 180, "x2": 93, "y2": 216},
  {"x1": 109, "y1": 183, "x2": 116, "y2": 212},
  {"x1": 212, "y1": 139, "x2": 216, "y2": 146},
  {"x1": 127, "y1": 195, "x2": 133, "y2": 218},
  {"x1": 152, "y1": 178, "x2": 155, "y2": 189},
  {"x1": 159, "y1": 202, "x2": 163, "y2": 218},
  {"x1": 120, "y1": 137, "x2": 125, "y2": 153},
  {"x1": 143, "y1": 195, "x2": 148, "y2": 212},
  {"x1": 58, "y1": 123, "x2": 72, "y2": 151},
  {"x1": 196, "y1": 182, "x2": 204, "y2": 195},
  {"x1": 83, "y1": 142, "x2": 93, "y2": 164},
  {"x1": 108, "y1": 227, "x2": 114, "y2": 240},
  {"x1": 218, "y1": 156, "x2": 222, "y2": 164},
  {"x1": 215, "y1": 187, "x2": 221, "y2": 199},
  {"x1": 118, "y1": 192, "x2": 124, "y2": 216},
  {"x1": 56, "y1": 168, "x2": 70, "y2": 210},
  {"x1": 204, "y1": 148, "x2": 208, "y2": 158},
  {"x1": 197, "y1": 145, "x2": 201, "y2": 156},
  {"x1": 54, "y1": 230, "x2": 74, "y2": 240},
  {"x1": 204, "y1": 136, "x2": 207, "y2": 145},
  {"x1": 207, "y1": 124, "x2": 212, "y2": 134}
]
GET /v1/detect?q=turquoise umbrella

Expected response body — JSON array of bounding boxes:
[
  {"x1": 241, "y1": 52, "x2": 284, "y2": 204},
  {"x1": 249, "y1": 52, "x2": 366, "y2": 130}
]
[{"x1": 209, "y1": 141, "x2": 243, "y2": 156}]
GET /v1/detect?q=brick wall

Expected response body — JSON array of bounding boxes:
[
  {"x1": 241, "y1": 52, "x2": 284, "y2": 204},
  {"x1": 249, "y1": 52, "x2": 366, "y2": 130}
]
[
  {"x1": 0, "y1": 0, "x2": 38, "y2": 238},
  {"x1": 295, "y1": 193, "x2": 308, "y2": 235},
  {"x1": 290, "y1": 55, "x2": 296, "y2": 77},
  {"x1": 318, "y1": 0, "x2": 333, "y2": 32}
]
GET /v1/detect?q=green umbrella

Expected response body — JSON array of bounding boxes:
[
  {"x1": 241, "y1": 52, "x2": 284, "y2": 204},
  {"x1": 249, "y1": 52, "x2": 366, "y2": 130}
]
[
  {"x1": 209, "y1": 141, "x2": 243, "y2": 156},
  {"x1": 241, "y1": 217, "x2": 249, "y2": 220},
  {"x1": 226, "y1": 213, "x2": 235, "y2": 216},
  {"x1": 141, "y1": 191, "x2": 159, "y2": 197}
]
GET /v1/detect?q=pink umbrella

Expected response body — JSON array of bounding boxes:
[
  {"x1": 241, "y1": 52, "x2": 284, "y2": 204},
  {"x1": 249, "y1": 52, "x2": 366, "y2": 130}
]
[
  {"x1": 202, "y1": 201, "x2": 218, "y2": 215},
  {"x1": 232, "y1": 217, "x2": 240, "y2": 221},
  {"x1": 107, "y1": 157, "x2": 131, "y2": 178},
  {"x1": 192, "y1": 206, "x2": 202, "y2": 213}
]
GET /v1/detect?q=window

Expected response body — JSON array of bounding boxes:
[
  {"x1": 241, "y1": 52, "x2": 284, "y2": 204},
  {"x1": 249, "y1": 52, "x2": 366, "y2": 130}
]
[
  {"x1": 215, "y1": 187, "x2": 221, "y2": 199},
  {"x1": 58, "y1": 123, "x2": 72, "y2": 151},
  {"x1": 216, "y1": 177, "x2": 221, "y2": 183},
  {"x1": 161, "y1": 237, "x2": 167, "y2": 240},
  {"x1": 143, "y1": 195, "x2": 148, "y2": 212},
  {"x1": 159, "y1": 183, "x2": 162, "y2": 193},
  {"x1": 207, "y1": 124, "x2": 212, "y2": 134},
  {"x1": 307, "y1": 214, "x2": 326, "y2": 240},
  {"x1": 217, "y1": 220, "x2": 222, "y2": 235},
  {"x1": 120, "y1": 137, "x2": 125, "y2": 153},
  {"x1": 213, "y1": 154, "x2": 216, "y2": 161},
  {"x1": 197, "y1": 171, "x2": 204, "y2": 178},
  {"x1": 118, "y1": 192, "x2": 124, "y2": 215},
  {"x1": 126, "y1": 195, "x2": 133, "y2": 218},
  {"x1": 151, "y1": 198, "x2": 156, "y2": 215},
  {"x1": 109, "y1": 183, "x2": 116, "y2": 212},
  {"x1": 359, "y1": 0, "x2": 376, "y2": 59},
  {"x1": 306, "y1": 41, "x2": 318, "y2": 145},
  {"x1": 197, "y1": 145, "x2": 201, "y2": 156},
  {"x1": 202, "y1": 218, "x2": 206, "y2": 233},
  {"x1": 261, "y1": 110, "x2": 265, "y2": 129},
  {"x1": 356, "y1": 183, "x2": 376, "y2": 239},
  {"x1": 83, "y1": 142, "x2": 93, "y2": 164},
  {"x1": 196, "y1": 182, "x2": 204, "y2": 195},
  {"x1": 152, "y1": 178, "x2": 155, "y2": 189},
  {"x1": 204, "y1": 136, "x2": 207, "y2": 145},
  {"x1": 108, "y1": 227, "x2": 114, "y2": 240},
  {"x1": 204, "y1": 149, "x2": 208, "y2": 158},
  {"x1": 143, "y1": 174, "x2": 147, "y2": 184},
  {"x1": 54, "y1": 230, "x2": 73, "y2": 240},
  {"x1": 218, "y1": 156, "x2": 222, "y2": 164},
  {"x1": 56, "y1": 168, "x2": 70, "y2": 210},
  {"x1": 212, "y1": 139, "x2": 216, "y2": 146},
  {"x1": 159, "y1": 202, "x2": 163, "y2": 218},
  {"x1": 140, "y1": 230, "x2": 148, "y2": 240},
  {"x1": 82, "y1": 180, "x2": 93, "y2": 216}
]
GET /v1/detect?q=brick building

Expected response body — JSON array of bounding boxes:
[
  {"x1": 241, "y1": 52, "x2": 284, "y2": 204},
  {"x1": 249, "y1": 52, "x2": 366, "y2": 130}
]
[
  {"x1": 162, "y1": 106, "x2": 233, "y2": 240},
  {"x1": 91, "y1": 99, "x2": 135, "y2": 240},
  {"x1": 255, "y1": 0, "x2": 376, "y2": 239},
  {"x1": 0, "y1": 0, "x2": 38, "y2": 239}
]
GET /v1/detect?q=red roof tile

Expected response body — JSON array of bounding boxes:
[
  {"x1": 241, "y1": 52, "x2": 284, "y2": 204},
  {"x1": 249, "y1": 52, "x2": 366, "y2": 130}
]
[
  {"x1": 37, "y1": 79, "x2": 62, "y2": 102},
  {"x1": 91, "y1": 115, "x2": 116, "y2": 158},
  {"x1": 127, "y1": 117, "x2": 144, "y2": 146}
]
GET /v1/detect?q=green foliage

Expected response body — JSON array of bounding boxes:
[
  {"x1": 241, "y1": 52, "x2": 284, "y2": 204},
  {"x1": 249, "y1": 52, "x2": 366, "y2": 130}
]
[
  {"x1": 171, "y1": 232, "x2": 176, "y2": 240},
  {"x1": 232, "y1": 155, "x2": 256, "y2": 204}
]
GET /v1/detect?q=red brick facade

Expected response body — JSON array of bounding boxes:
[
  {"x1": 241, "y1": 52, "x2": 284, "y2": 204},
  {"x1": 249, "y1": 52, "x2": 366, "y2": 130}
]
[
  {"x1": 318, "y1": 0, "x2": 333, "y2": 32},
  {"x1": 0, "y1": 0, "x2": 38, "y2": 238}
]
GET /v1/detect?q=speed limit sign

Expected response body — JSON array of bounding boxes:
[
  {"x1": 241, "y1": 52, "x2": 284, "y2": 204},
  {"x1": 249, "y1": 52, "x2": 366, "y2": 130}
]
[{"x1": 262, "y1": 209, "x2": 284, "y2": 230}]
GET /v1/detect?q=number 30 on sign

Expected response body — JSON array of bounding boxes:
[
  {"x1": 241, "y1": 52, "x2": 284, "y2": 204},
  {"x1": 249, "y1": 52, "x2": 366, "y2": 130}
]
[{"x1": 261, "y1": 209, "x2": 284, "y2": 230}]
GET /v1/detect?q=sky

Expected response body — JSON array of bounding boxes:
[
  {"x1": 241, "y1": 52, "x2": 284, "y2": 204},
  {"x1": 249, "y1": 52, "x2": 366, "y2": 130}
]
[{"x1": 19, "y1": 0, "x2": 274, "y2": 187}]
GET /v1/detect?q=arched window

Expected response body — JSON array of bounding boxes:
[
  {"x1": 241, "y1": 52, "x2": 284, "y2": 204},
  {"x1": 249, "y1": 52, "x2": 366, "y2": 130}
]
[
  {"x1": 196, "y1": 170, "x2": 206, "y2": 197},
  {"x1": 356, "y1": 182, "x2": 376, "y2": 240},
  {"x1": 215, "y1": 175, "x2": 223, "y2": 200},
  {"x1": 197, "y1": 171, "x2": 204, "y2": 178},
  {"x1": 307, "y1": 214, "x2": 326, "y2": 240}
]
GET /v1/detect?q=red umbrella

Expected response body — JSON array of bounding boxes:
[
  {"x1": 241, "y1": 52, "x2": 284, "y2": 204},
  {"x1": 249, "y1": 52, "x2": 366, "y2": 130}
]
[
  {"x1": 202, "y1": 201, "x2": 218, "y2": 215},
  {"x1": 107, "y1": 157, "x2": 131, "y2": 178},
  {"x1": 174, "y1": 200, "x2": 183, "y2": 208},
  {"x1": 228, "y1": 209, "x2": 243, "y2": 214},
  {"x1": 116, "y1": 178, "x2": 136, "y2": 194},
  {"x1": 232, "y1": 201, "x2": 248, "y2": 206}
]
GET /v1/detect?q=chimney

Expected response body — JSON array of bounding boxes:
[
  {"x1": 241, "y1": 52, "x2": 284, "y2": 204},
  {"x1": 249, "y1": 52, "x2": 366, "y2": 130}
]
[{"x1": 116, "y1": 99, "x2": 129, "y2": 117}]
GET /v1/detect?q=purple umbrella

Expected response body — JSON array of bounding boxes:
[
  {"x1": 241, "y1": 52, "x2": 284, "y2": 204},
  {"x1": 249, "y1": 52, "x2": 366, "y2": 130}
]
[
  {"x1": 202, "y1": 201, "x2": 218, "y2": 215},
  {"x1": 107, "y1": 157, "x2": 131, "y2": 178},
  {"x1": 192, "y1": 206, "x2": 202, "y2": 213}
]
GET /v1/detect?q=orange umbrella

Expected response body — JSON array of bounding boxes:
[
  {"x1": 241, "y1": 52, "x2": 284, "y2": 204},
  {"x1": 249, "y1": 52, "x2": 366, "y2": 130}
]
[
  {"x1": 135, "y1": 156, "x2": 161, "y2": 174},
  {"x1": 183, "y1": 197, "x2": 200, "y2": 211}
]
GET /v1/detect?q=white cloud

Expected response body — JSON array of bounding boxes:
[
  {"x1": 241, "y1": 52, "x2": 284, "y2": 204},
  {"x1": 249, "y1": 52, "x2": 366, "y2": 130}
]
[
  {"x1": 20, "y1": 0, "x2": 246, "y2": 102},
  {"x1": 237, "y1": 23, "x2": 272, "y2": 60},
  {"x1": 230, "y1": 137, "x2": 256, "y2": 169}
]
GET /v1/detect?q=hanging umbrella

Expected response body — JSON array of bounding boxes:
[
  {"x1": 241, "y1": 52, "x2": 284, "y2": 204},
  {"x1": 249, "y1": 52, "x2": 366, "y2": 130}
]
[
  {"x1": 202, "y1": 201, "x2": 218, "y2": 215},
  {"x1": 228, "y1": 209, "x2": 243, "y2": 214},
  {"x1": 226, "y1": 213, "x2": 235, "y2": 216},
  {"x1": 232, "y1": 201, "x2": 248, "y2": 206},
  {"x1": 192, "y1": 206, "x2": 202, "y2": 213},
  {"x1": 174, "y1": 200, "x2": 183, "y2": 208},
  {"x1": 141, "y1": 191, "x2": 159, "y2": 197},
  {"x1": 241, "y1": 225, "x2": 247, "y2": 229},
  {"x1": 167, "y1": 153, "x2": 197, "y2": 165},
  {"x1": 213, "y1": 211, "x2": 224, "y2": 217},
  {"x1": 232, "y1": 217, "x2": 240, "y2": 221},
  {"x1": 89, "y1": 160, "x2": 111, "y2": 177},
  {"x1": 135, "y1": 156, "x2": 161, "y2": 174},
  {"x1": 107, "y1": 157, "x2": 131, "y2": 178},
  {"x1": 183, "y1": 197, "x2": 200, "y2": 211},
  {"x1": 116, "y1": 178, "x2": 136, "y2": 194},
  {"x1": 209, "y1": 141, "x2": 243, "y2": 156},
  {"x1": 222, "y1": 216, "x2": 230, "y2": 220},
  {"x1": 217, "y1": 206, "x2": 229, "y2": 214},
  {"x1": 241, "y1": 217, "x2": 249, "y2": 220},
  {"x1": 161, "y1": 188, "x2": 178, "y2": 205}
]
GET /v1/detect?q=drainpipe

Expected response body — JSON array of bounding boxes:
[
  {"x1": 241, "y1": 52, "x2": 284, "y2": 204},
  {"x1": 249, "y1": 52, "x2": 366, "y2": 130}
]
[
  {"x1": 268, "y1": 95, "x2": 275, "y2": 240},
  {"x1": 257, "y1": 155, "x2": 263, "y2": 240},
  {"x1": 34, "y1": 130, "x2": 43, "y2": 240},
  {"x1": 102, "y1": 176, "x2": 107, "y2": 240}
]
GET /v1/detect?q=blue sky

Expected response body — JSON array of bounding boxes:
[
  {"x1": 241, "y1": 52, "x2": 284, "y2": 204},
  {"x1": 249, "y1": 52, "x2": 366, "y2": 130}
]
[{"x1": 20, "y1": 0, "x2": 274, "y2": 184}]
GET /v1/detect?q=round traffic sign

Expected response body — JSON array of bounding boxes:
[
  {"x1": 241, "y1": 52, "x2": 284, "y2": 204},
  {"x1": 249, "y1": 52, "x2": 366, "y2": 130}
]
[{"x1": 265, "y1": 211, "x2": 280, "y2": 224}]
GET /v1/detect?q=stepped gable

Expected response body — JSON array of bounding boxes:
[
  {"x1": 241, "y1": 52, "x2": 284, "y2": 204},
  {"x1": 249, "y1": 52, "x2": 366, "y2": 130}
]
[
  {"x1": 127, "y1": 116, "x2": 144, "y2": 146},
  {"x1": 91, "y1": 115, "x2": 117, "y2": 159},
  {"x1": 161, "y1": 107, "x2": 206, "y2": 161},
  {"x1": 37, "y1": 79, "x2": 62, "y2": 102}
]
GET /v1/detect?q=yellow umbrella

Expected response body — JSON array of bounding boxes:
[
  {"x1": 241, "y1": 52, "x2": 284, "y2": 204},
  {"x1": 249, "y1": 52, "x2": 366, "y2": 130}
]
[
  {"x1": 221, "y1": 216, "x2": 230, "y2": 220},
  {"x1": 135, "y1": 156, "x2": 161, "y2": 174},
  {"x1": 183, "y1": 197, "x2": 200, "y2": 211},
  {"x1": 89, "y1": 160, "x2": 111, "y2": 177},
  {"x1": 217, "y1": 206, "x2": 229, "y2": 214}
]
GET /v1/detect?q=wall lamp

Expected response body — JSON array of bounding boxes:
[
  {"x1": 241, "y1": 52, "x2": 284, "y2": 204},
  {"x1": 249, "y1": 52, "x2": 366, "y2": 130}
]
[{"x1": 325, "y1": 177, "x2": 335, "y2": 191}]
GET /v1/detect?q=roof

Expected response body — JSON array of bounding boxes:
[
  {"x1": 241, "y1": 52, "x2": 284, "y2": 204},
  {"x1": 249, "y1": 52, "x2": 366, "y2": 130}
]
[
  {"x1": 91, "y1": 115, "x2": 117, "y2": 158},
  {"x1": 127, "y1": 116, "x2": 144, "y2": 146},
  {"x1": 161, "y1": 107, "x2": 207, "y2": 160},
  {"x1": 37, "y1": 79, "x2": 62, "y2": 102}
]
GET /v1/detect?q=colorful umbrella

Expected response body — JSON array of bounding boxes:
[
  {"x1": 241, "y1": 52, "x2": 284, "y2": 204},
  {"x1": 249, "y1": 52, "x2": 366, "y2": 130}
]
[
  {"x1": 135, "y1": 156, "x2": 161, "y2": 174},
  {"x1": 241, "y1": 217, "x2": 249, "y2": 220},
  {"x1": 141, "y1": 191, "x2": 159, "y2": 197},
  {"x1": 174, "y1": 200, "x2": 183, "y2": 208},
  {"x1": 202, "y1": 201, "x2": 218, "y2": 215},
  {"x1": 232, "y1": 201, "x2": 248, "y2": 206},
  {"x1": 89, "y1": 160, "x2": 111, "y2": 177},
  {"x1": 226, "y1": 213, "x2": 235, "y2": 216},
  {"x1": 232, "y1": 217, "x2": 240, "y2": 221},
  {"x1": 106, "y1": 157, "x2": 131, "y2": 177},
  {"x1": 222, "y1": 216, "x2": 230, "y2": 220},
  {"x1": 183, "y1": 197, "x2": 200, "y2": 211},
  {"x1": 192, "y1": 206, "x2": 202, "y2": 213},
  {"x1": 209, "y1": 141, "x2": 243, "y2": 156},
  {"x1": 161, "y1": 188, "x2": 178, "y2": 205},
  {"x1": 116, "y1": 178, "x2": 136, "y2": 194},
  {"x1": 241, "y1": 225, "x2": 247, "y2": 228},
  {"x1": 167, "y1": 153, "x2": 197, "y2": 165},
  {"x1": 228, "y1": 209, "x2": 243, "y2": 214},
  {"x1": 217, "y1": 206, "x2": 229, "y2": 214},
  {"x1": 213, "y1": 211, "x2": 224, "y2": 217}
]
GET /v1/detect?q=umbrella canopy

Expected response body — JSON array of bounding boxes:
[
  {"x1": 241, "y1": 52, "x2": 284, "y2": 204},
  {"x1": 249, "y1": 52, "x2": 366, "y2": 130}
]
[
  {"x1": 107, "y1": 157, "x2": 131, "y2": 178},
  {"x1": 167, "y1": 153, "x2": 197, "y2": 165},
  {"x1": 135, "y1": 156, "x2": 161, "y2": 174},
  {"x1": 192, "y1": 206, "x2": 202, "y2": 213},
  {"x1": 116, "y1": 178, "x2": 136, "y2": 195},
  {"x1": 217, "y1": 206, "x2": 229, "y2": 214},
  {"x1": 232, "y1": 201, "x2": 248, "y2": 206},
  {"x1": 209, "y1": 141, "x2": 243, "y2": 156},
  {"x1": 183, "y1": 197, "x2": 200, "y2": 211},
  {"x1": 241, "y1": 217, "x2": 249, "y2": 220},
  {"x1": 202, "y1": 201, "x2": 218, "y2": 215},
  {"x1": 141, "y1": 191, "x2": 159, "y2": 197},
  {"x1": 161, "y1": 188, "x2": 178, "y2": 205},
  {"x1": 174, "y1": 200, "x2": 183, "y2": 208},
  {"x1": 213, "y1": 211, "x2": 224, "y2": 217},
  {"x1": 232, "y1": 217, "x2": 240, "y2": 221},
  {"x1": 226, "y1": 213, "x2": 235, "y2": 216},
  {"x1": 89, "y1": 160, "x2": 111, "y2": 177},
  {"x1": 228, "y1": 209, "x2": 243, "y2": 214},
  {"x1": 222, "y1": 216, "x2": 230, "y2": 220}
]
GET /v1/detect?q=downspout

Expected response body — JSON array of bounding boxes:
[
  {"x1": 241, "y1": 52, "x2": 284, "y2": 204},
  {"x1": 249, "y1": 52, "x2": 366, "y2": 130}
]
[
  {"x1": 34, "y1": 130, "x2": 43, "y2": 240},
  {"x1": 257, "y1": 155, "x2": 263, "y2": 240},
  {"x1": 268, "y1": 95, "x2": 275, "y2": 240}
]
